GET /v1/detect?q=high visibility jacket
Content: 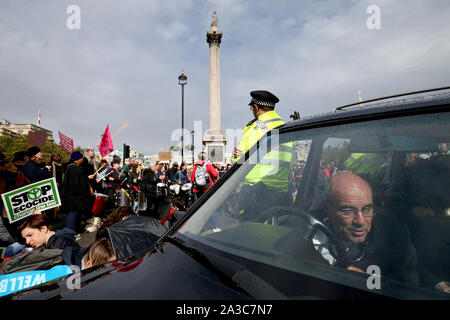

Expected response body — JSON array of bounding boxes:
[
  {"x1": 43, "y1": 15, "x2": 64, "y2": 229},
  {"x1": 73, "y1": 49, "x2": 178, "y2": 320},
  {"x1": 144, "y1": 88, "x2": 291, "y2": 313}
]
[
  {"x1": 233, "y1": 110, "x2": 285, "y2": 162},
  {"x1": 233, "y1": 110, "x2": 292, "y2": 192},
  {"x1": 345, "y1": 153, "x2": 389, "y2": 182}
]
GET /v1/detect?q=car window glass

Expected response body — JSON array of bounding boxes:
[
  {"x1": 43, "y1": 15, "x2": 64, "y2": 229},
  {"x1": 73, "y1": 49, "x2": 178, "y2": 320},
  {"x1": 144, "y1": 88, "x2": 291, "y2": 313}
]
[{"x1": 178, "y1": 112, "x2": 450, "y2": 299}]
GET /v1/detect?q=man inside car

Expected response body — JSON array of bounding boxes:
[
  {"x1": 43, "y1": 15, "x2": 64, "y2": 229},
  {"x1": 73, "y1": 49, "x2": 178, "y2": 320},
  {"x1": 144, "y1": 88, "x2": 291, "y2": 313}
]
[{"x1": 316, "y1": 172, "x2": 420, "y2": 285}]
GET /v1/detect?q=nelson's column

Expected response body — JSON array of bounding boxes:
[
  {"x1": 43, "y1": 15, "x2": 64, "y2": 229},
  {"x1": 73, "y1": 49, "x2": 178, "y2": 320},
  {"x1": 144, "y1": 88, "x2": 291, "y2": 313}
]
[{"x1": 203, "y1": 11, "x2": 227, "y2": 163}]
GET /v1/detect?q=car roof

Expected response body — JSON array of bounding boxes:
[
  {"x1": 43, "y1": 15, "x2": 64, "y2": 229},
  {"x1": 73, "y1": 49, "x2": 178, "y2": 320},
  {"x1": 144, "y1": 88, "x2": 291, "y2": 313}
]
[{"x1": 282, "y1": 89, "x2": 450, "y2": 131}]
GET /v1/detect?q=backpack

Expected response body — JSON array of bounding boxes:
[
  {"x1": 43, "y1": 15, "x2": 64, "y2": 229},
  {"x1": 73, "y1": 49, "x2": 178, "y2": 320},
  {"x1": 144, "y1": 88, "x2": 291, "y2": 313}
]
[
  {"x1": 0, "y1": 247, "x2": 64, "y2": 275},
  {"x1": 194, "y1": 163, "x2": 210, "y2": 189}
]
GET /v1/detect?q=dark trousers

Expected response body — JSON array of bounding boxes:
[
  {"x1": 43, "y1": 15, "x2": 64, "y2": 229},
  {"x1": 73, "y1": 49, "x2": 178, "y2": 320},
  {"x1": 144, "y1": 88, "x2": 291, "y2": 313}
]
[{"x1": 66, "y1": 211, "x2": 81, "y2": 233}]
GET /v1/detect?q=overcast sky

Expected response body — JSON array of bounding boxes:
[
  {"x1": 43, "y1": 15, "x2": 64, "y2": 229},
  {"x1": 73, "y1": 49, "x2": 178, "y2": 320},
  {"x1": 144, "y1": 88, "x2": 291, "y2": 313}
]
[{"x1": 1, "y1": 0, "x2": 449, "y2": 156}]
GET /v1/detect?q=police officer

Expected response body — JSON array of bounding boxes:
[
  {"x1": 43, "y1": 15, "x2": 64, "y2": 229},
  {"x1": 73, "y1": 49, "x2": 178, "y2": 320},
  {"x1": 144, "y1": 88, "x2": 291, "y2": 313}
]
[
  {"x1": 233, "y1": 90, "x2": 293, "y2": 220},
  {"x1": 233, "y1": 90, "x2": 285, "y2": 161}
]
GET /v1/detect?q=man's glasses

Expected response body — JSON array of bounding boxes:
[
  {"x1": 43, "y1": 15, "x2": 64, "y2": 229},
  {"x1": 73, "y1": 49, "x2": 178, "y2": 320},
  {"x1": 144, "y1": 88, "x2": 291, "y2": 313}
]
[{"x1": 328, "y1": 201, "x2": 374, "y2": 219}]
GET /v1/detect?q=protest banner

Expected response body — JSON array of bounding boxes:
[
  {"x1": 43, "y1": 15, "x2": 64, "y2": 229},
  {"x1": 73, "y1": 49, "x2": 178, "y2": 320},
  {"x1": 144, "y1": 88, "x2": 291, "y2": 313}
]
[
  {"x1": 158, "y1": 151, "x2": 173, "y2": 161},
  {"x1": 58, "y1": 131, "x2": 74, "y2": 153},
  {"x1": 28, "y1": 130, "x2": 47, "y2": 147},
  {"x1": 0, "y1": 265, "x2": 73, "y2": 297},
  {"x1": 1, "y1": 178, "x2": 61, "y2": 224}
]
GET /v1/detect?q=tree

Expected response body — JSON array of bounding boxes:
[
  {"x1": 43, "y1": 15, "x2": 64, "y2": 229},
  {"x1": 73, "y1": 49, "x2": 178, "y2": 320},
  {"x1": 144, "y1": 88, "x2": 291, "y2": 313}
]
[
  {"x1": 0, "y1": 135, "x2": 82, "y2": 164},
  {"x1": 322, "y1": 140, "x2": 350, "y2": 170}
]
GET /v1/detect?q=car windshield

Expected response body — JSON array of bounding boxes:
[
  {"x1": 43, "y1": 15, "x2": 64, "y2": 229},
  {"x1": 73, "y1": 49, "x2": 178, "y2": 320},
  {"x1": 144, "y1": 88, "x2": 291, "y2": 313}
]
[{"x1": 178, "y1": 110, "x2": 450, "y2": 299}]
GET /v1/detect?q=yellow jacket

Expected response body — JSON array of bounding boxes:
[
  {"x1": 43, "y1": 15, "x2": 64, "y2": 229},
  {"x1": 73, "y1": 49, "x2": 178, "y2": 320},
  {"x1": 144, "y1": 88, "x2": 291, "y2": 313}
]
[
  {"x1": 233, "y1": 110, "x2": 285, "y2": 162},
  {"x1": 233, "y1": 110, "x2": 292, "y2": 192}
]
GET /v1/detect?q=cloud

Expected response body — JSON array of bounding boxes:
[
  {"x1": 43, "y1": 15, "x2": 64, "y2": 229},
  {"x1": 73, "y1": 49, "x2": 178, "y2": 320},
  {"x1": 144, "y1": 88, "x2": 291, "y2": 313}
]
[{"x1": 1, "y1": 0, "x2": 449, "y2": 157}]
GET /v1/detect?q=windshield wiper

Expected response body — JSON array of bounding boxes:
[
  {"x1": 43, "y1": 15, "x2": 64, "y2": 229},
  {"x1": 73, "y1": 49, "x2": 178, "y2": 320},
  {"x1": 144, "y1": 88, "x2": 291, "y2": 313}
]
[{"x1": 157, "y1": 236, "x2": 287, "y2": 300}]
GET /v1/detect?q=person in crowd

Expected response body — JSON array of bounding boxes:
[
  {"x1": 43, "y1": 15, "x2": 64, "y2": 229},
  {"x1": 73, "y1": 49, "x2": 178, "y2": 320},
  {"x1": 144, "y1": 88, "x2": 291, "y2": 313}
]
[
  {"x1": 226, "y1": 163, "x2": 232, "y2": 171},
  {"x1": 142, "y1": 163, "x2": 158, "y2": 218},
  {"x1": 49, "y1": 152, "x2": 64, "y2": 188},
  {"x1": 105, "y1": 158, "x2": 122, "y2": 200},
  {"x1": 82, "y1": 147, "x2": 99, "y2": 194},
  {"x1": 160, "y1": 197, "x2": 186, "y2": 229},
  {"x1": 174, "y1": 162, "x2": 189, "y2": 185},
  {"x1": 317, "y1": 172, "x2": 419, "y2": 284},
  {"x1": 12, "y1": 151, "x2": 29, "y2": 172},
  {"x1": 191, "y1": 151, "x2": 219, "y2": 201},
  {"x1": 96, "y1": 206, "x2": 134, "y2": 240},
  {"x1": 82, "y1": 237, "x2": 116, "y2": 270},
  {"x1": 191, "y1": 152, "x2": 219, "y2": 231},
  {"x1": 0, "y1": 147, "x2": 18, "y2": 199},
  {"x1": 95, "y1": 159, "x2": 110, "y2": 194},
  {"x1": 174, "y1": 162, "x2": 190, "y2": 207},
  {"x1": 61, "y1": 151, "x2": 91, "y2": 237},
  {"x1": 167, "y1": 162, "x2": 179, "y2": 185},
  {"x1": 46, "y1": 152, "x2": 65, "y2": 225},
  {"x1": 22, "y1": 146, "x2": 52, "y2": 183},
  {"x1": 142, "y1": 163, "x2": 154, "y2": 177},
  {"x1": 0, "y1": 147, "x2": 20, "y2": 250},
  {"x1": 156, "y1": 164, "x2": 168, "y2": 185},
  {"x1": 154, "y1": 164, "x2": 170, "y2": 218},
  {"x1": 18, "y1": 213, "x2": 80, "y2": 251},
  {"x1": 121, "y1": 157, "x2": 136, "y2": 182},
  {"x1": 219, "y1": 165, "x2": 227, "y2": 178},
  {"x1": 127, "y1": 163, "x2": 142, "y2": 191}
]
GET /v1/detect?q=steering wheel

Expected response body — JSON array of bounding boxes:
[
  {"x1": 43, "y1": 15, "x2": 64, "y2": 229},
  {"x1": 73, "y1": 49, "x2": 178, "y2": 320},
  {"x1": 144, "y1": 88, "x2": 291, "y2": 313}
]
[{"x1": 256, "y1": 206, "x2": 365, "y2": 264}]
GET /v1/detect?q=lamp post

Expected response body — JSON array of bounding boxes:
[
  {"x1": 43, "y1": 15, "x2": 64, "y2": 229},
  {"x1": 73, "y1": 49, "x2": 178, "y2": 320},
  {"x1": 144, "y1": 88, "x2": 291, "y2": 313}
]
[
  {"x1": 178, "y1": 70, "x2": 187, "y2": 164},
  {"x1": 191, "y1": 129, "x2": 195, "y2": 165}
]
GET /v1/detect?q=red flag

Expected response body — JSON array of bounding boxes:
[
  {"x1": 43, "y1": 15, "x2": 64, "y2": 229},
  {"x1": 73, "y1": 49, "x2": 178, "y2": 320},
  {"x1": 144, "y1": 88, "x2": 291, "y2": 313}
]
[
  {"x1": 37, "y1": 110, "x2": 41, "y2": 126},
  {"x1": 58, "y1": 131, "x2": 74, "y2": 154},
  {"x1": 99, "y1": 125, "x2": 114, "y2": 157},
  {"x1": 28, "y1": 130, "x2": 47, "y2": 147}
]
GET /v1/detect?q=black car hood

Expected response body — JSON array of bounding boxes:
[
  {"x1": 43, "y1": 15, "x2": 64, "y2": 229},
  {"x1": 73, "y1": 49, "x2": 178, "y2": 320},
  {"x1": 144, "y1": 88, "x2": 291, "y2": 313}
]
[{"x1": 12, "y1": 237, "x2": 250, "y2": 300}]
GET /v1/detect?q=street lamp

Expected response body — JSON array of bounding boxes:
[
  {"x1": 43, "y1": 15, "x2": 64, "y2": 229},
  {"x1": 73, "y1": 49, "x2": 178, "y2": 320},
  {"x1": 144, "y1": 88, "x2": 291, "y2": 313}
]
[
  {"x1": 191, "y1": 129, "x2": 195, "y2": 165},
  {"x1": 178, "y1": 70, "x2": 187, "y2": 164}
]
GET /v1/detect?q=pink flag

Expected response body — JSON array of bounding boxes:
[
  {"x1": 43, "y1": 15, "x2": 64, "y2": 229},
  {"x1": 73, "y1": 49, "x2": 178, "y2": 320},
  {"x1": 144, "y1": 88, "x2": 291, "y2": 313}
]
[
  {"x1": 28, "y1": 130, "x2": 47, "y2": 147},
  {"x1": 58, "y1": 131, "x2": 74, "y2": 154},
  {"x1": 99, "y1": 125, "x2": 114, "y2": 157}
]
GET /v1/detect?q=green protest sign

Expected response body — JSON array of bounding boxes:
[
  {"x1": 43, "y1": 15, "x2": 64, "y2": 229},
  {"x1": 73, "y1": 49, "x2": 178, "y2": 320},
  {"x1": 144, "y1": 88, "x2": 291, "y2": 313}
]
[{"x1": 1, "y1": 178, "x2": 61, "y2": 224}]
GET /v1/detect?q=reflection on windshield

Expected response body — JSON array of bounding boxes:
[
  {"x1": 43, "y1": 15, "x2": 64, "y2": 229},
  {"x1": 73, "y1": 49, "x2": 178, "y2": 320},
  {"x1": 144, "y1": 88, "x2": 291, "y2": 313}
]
[{"x1": 179, "y1": 112, "x2": 450, "y2": 298}]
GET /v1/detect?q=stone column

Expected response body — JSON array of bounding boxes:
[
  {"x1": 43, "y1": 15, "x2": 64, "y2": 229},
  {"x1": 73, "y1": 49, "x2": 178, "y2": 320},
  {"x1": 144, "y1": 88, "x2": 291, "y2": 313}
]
[{"x1": 203, "y1": 11, "x2": 227, "y2": 164}]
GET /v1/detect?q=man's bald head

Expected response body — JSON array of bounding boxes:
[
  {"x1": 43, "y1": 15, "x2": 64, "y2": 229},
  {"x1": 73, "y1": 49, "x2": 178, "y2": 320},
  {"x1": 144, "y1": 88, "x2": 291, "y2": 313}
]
[
  {"x1": 324, "y1": 172, "x2": 374, "y2": 244},
  {"x1": 328, "y1": 172, "x2": 372, "y2": 202}
]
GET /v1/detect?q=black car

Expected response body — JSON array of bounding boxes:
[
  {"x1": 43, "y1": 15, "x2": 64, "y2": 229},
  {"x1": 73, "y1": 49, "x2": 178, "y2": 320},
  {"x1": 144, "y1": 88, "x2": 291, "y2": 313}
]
[{"x1": 5, "y1": 88, "x2": 450, "y2": 300}]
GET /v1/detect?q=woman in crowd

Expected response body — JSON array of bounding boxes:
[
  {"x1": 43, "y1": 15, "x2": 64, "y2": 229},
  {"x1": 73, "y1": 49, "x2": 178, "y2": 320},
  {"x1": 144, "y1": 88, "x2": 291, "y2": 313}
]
[
  {"x1": 49, "y1": 152, "x2": 64, "y2": 188},
  {"x1": 105, "y1": 158, "x2": 122, "y2": 204},
  {"x1": 95, "y1": 159, "x2": 110, "y2": 194},
  {"x1": 18, "y1": 214, "x2": 80, "y2": 250},
  {"x1": 174, "y1": 162, "x2": 189, "y2": 185},
  {"x1": 83, "y1": 147, "x2": 99, "y2": 193},
  {"x1": 82, "y1": 237, "x2": 116, "y2": 270}
]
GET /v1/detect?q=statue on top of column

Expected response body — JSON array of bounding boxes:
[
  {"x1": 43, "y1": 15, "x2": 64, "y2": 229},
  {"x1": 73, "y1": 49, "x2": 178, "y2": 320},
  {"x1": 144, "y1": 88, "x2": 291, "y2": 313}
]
[{"x1": 211, "y1": 11, "x2": 218, "y2": 28}]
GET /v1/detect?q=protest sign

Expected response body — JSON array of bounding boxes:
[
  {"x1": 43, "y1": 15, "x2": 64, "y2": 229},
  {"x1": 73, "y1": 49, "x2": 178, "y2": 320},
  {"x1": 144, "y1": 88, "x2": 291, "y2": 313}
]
[
  {"x1": 28, "y1": 130, "x2": 47, "y2": 147},
  {"x1": 58, "y1": 131, "x2": 74, "y2": 153},
  {"x1": 0, "y1": 265, "x2": 73, "y2": 297},
  {"x1": 1, "y1": 178, "x2": 61, "y2": 224}
]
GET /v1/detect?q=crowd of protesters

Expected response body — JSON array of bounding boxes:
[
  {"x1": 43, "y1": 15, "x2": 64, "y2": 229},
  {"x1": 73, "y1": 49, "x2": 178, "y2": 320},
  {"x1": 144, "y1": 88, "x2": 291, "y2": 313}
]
[{"x1": 0, "y1": 143, "x2": 232, "y2": 277}]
